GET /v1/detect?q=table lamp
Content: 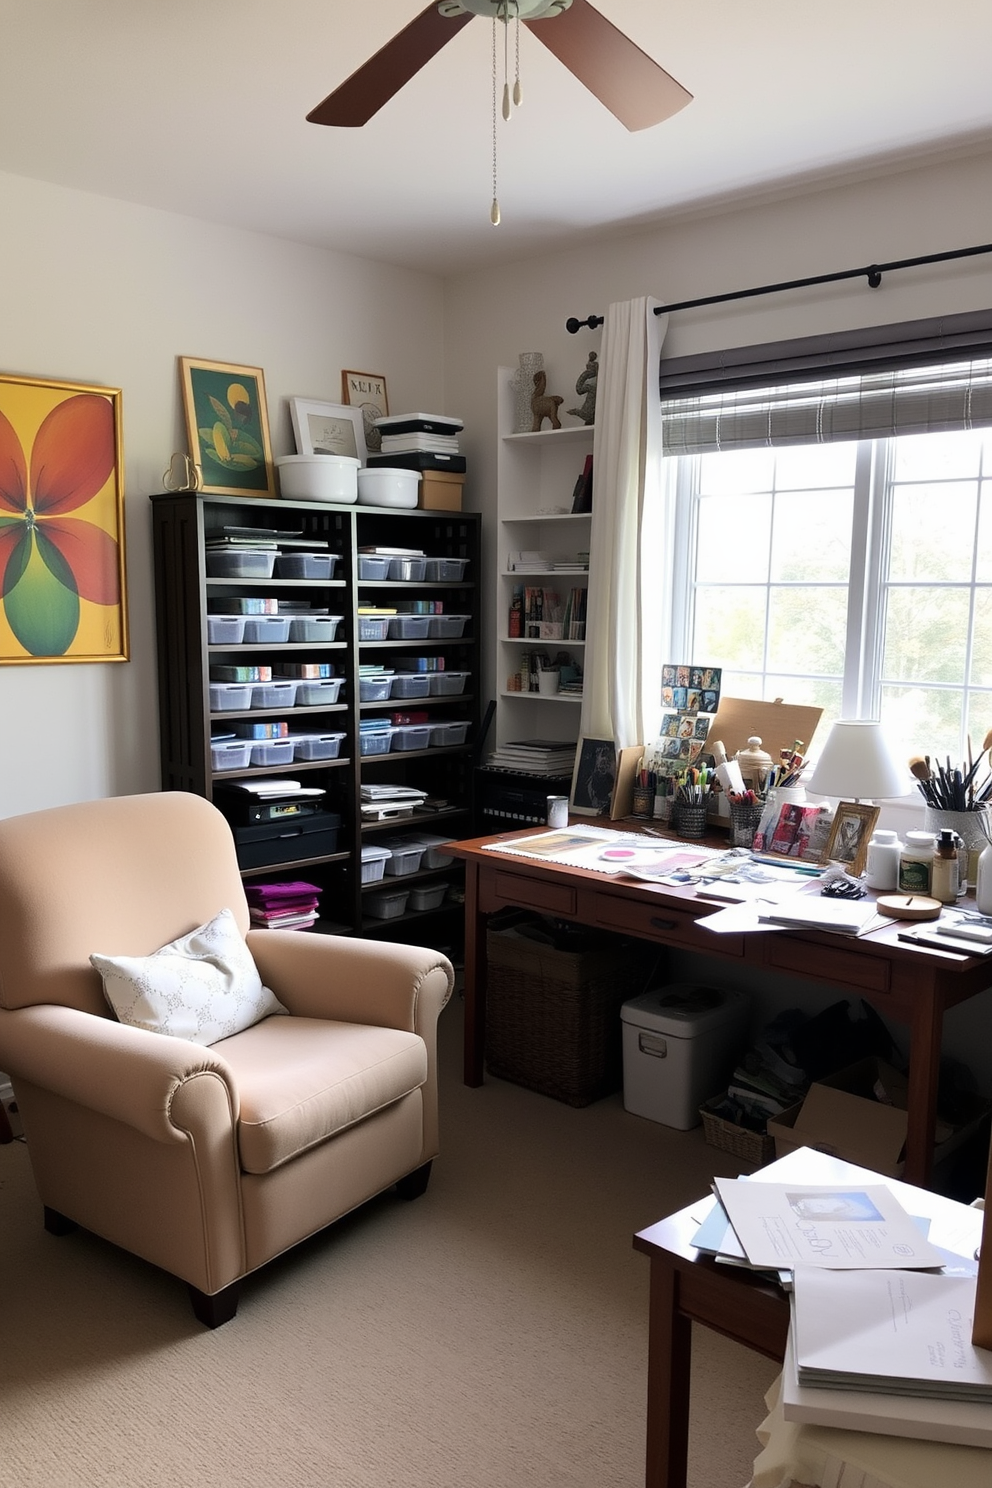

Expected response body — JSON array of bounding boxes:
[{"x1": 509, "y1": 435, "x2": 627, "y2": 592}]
[{"x1": 805, "y1": 720, "x2": 913, "y2": 803}]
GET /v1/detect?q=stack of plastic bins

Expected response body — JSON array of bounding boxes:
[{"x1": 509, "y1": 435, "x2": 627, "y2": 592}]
[
  {"x1": 377, "y1": 838, "x2": 426, "y2": 877},
  {"x1": 360, "y1": 846, "x2": 391, "y2": 884}
]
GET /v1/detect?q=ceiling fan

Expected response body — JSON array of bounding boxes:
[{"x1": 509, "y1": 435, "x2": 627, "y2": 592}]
[{"x1": 307, "y1": 1, "x2": 692, "y2": 133}]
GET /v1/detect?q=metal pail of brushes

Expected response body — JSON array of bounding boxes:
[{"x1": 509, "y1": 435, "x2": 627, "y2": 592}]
[
  {"x1": 912, "y1": 750, "x2": 992, "y2": 887},
  {"x1": 923, "y1": 807, "x2": 989, "y2": 887}
]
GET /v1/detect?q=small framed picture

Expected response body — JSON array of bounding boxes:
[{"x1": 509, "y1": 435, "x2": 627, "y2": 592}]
[
  {"x1": 823, "y1": 802, "x2": 880, "y2": 876},
  {"x1": 289, "y1": 398, "x2": 367, "y2": 462},
  {"x1": 179, "y1": 357, "x2": 274, "y2": 497},
  {"x1": 570, "y1": 737, "x2": 617, "y2": 816},
  {"x1": 341, "y1": 369, "x2": 388, "y2": 453}
]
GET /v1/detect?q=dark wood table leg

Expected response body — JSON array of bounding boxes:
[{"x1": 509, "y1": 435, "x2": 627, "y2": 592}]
[
  {"x1": 905, "y1": 985, "x2": 943, "y2": 1187},
  {"x1": 461, "y1": 858, "x2": 486, "y2": 1086},
  {"x1": 644, "y1": 1255, "x2": 692, "y2": 1488}
]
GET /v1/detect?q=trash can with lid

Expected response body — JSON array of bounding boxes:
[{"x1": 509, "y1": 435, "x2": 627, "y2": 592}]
[{"x1": 620, "y1": 984, "x2": 750, "y2": 1129}]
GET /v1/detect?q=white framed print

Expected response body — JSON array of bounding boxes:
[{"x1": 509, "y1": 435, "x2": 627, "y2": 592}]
[{"x1": 289, "y1": 398, "x2": 367, "y2": 463}]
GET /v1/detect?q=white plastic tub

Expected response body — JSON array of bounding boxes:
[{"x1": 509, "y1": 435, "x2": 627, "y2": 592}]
[
  {"x1": 390, "y1": 725, "x2": 430, "y2": 752},
  {"x1": 409, "y1": 834, "x2": 455, "y2": 869},
  {"x1": 295, "y1": 678, "x2": 344, "y2": 706},
  {"x1": 428, "y1": 720, "x2": 470, "y2": 748},
  {"x1": 427, "y1": 614, "x2": 469, "y2": 639},
  {"x1": 242, "y1": 616, "x2": 291, "y2": 644},
  {"x1": 408, "y1": 883, "x2": 448, "y2": 912},
  {"x1": 360, "y1": 846, "x2": 391, "y2": 884},
  {"x1": 359, "y1": 674, "x2": 394, "y2": 702},
  {"x1": 387, "y1": 615, "x2": 431, "y2": 640},
  {"x1": 276, "y1": 455, "x2": 359, "y2": 503},
  {"x1": 387, "y1": 556, "x2": 427, "y2": 581},
  {"x1": 209, "y1": 682, "x2": 252, "y2": 712},
  {"x1": 249, "y1": 738, "x2": 295, "y2": 767},
  {"x1": 357, "y1": 468, "x2": 420, "y2": 508},
  {"x1": 288, "y1": 616, "x2": 343, "y2": 643},
  {"x1": 205, "y1": 549, "x2": 275, "y2": 579},
  {"x1": 379, "y1": 839, "x2": 426, "y2": 876},
  {"x1": 364, "y1": 888, "x2": 410, "y2": 919},
  {"x1": 211, "y1": 740, "x2": 252, "y2": 771},
  {"x1": 359, "y1": 728, "x2": 394, "y2": 756},
  {"x1": 427, "y1": 671, "x2": 469, "y2": 695},
  {"x1": 358, "y1": 556, "x2": 391, "y2": 580},
  {"x1": 423, "y1": 558, "x2": 469, "y2": 582},
  {"x1": 389, "y1": 674, "x2": 431, "y2": 699},
  {"x1": 358, "y1": 616, "x2": 390, "y2": 641},
  {"x1": 207, "y1": 614, "x2": 246, "y2": 645},
  {"x1": 291, "y1": 732, "x2": 345, "y2": 760},
  {"x1": 249, "y1": 680, "x2": 299, "y2": 709},
  {"x1": 274, "y1": 552, "x2": 339, "y2": 579}
]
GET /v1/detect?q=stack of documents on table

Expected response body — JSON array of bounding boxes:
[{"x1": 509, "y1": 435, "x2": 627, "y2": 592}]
[{"x1": 782, "y1": 1267, "x2": 992, "y2": 1447}]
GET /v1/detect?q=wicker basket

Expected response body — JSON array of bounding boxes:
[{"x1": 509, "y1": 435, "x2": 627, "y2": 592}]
[
  {"x1": 699, "y1": 1097, "x2": 775, "y2": 1166},
  {"x1": 486, "y1": 922, "x2": 653, "y2": 1107}
]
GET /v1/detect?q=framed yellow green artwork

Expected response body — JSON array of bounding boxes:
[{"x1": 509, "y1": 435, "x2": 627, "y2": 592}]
[
  {"x1": 0, "y1": 372, "x2": 128, "y2": 664},
  {"x1": 179, "y1": 356, "x2": 275, "y2": 497}
]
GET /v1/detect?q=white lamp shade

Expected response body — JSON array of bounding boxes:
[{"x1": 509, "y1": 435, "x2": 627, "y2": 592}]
[{"x1": 806, "y1": 720, "x2": 913, "y2": 801}]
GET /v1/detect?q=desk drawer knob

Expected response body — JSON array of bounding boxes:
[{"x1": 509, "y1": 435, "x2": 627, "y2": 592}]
[
  {"x1": 649, "y1": 917, "x2": 678, "y2": 932},
  {"x1": 638, "y1": 1032, "x2": 668, "y2": 1058}
]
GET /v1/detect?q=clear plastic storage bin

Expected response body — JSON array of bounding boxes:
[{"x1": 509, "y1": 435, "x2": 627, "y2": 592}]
[
  {"x1": 211, "y1": 740, "x2": 252, "y2": 771},
  {"x1": 423, "y1": 557, "x2": 469, "y2": 582},
  {"x1": 209, "y1": 682, "x2": 252, "y2": 712},
  {"x1": 408, "y1": 884, "x2": 448, "y2": 912},
  {"x1": 249, "y1": 680, "x2": 299, "y2": 709},
  {"x1": 249, "y1": 738, "x2": 295, "y2": 767},
  {"x1": 359, "y1": 674, "x2": 394, "y2": 702},
  {"x1": 360, "y1": 846, "x2": 391, "y2": 883},
  {"x1": 387, "y1": 615, "x2": 431, "y2": 640},
  {"x1": 390, "y1": 725, "x2": 431, "y2": 751},
  {"x1": 274, "y1": 552, "x2": 339, "y2": 580},
  {"x1": 357, "y1": 556, "x2": 390, "y2": 580},
  {"x1": 409, "y1": 834, "x2": 455, "y2": 869},
  {"x1": 288, "y1": 616, "x2": 343, "y2": 643},
  {"x1": 427, "y1": 671, "x2": 469, "y2": 695},
  {"x1": 359, "y1": 728, "x2": 394, "y2": 756},
  {"x1": 380, "y1": 839, "x2": 426, "y2": 876},
  {"x1": 358, "y1": 616, "x2": 390, "y2": 641},
  {"x1": 205, "y1": 549, "x2": 275, "y2": 579},
  {"x1": 386, "y1": 556, "x2": 427, "y2": 581},
  {"x1": 364, "y1": 888, "x2": 410, "y2": 919},
  {"x1": 207, "y1": 615, "x2": 246, "y2": 645},
  {"x1": 389, "y1": 674, "x2": 431, "y2": 699},
  {"x1": 291, "y1": 732, "x2": 345, "y2": 760},
  {"x1": 242, "y1": 616, "x2": 291, "y2": 644},
  {"x1": 295, "y1": 679, "x2": 343, "y2": 706},
  {"x1": 428, "y1": 721, "x2": 470, "y2": 748},
  {"x1": 427, "y1": 615, "x2": 469, "y2": 638}
]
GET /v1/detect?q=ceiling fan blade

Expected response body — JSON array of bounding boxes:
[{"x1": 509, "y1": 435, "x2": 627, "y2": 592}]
[
  {"x1": 524, "y1": 0, "x2": 692, "y2": 132},
  {"x1": 307, "y1": 5, "x2": 472, "y2": 126}
]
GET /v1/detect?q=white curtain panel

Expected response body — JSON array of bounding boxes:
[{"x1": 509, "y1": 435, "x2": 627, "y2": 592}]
[{"x1": 579, "y1": 297, "x2": 669, "y2": 751}]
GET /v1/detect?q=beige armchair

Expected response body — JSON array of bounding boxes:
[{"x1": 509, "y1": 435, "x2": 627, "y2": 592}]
[{"x1": 0, "y1": 792, "x2": 453, "y2": 1326}]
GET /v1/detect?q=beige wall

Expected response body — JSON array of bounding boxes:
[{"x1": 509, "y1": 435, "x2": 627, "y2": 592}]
[{"x1": 0, "y1": 169, "x2": 447, "y2": 817}]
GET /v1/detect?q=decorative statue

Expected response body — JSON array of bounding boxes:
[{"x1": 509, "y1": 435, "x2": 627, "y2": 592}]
[
  {"x1": 568, "y1": 351, "x2": 598, "y2": 425},
  {"x1": 530, "y1": 369, "x2": 564, "y2": 431}
]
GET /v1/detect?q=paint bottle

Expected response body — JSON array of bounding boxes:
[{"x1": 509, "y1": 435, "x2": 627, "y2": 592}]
[
  {"x1": 931, "y1": 829, "x2": 960, "y2": 905},
  {"x1": 898, "y1": 830, "x2": 935, "y2": 894},
  {"x1": 976, "y1": 840, "x2": 992, "y2": 915}
]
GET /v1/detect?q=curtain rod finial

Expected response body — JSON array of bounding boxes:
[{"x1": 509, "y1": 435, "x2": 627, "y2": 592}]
[{"x1": 566, "y1": 315, "x2": 603, "y2": 334}]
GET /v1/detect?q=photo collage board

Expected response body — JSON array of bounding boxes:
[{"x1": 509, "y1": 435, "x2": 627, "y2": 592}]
[{"x1": 655, "y1": 663, "x2": 722, "y2": 779}]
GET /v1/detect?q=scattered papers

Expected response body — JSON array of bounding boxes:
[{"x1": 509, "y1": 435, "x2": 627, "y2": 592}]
[
  {"x1": 713, "y1": 1178, "x2": 944, "y2": 1271},
  {"x1": 481, "y1": 825, "x2": 720, "y2": 877},
  {"x1": 791, "y1": 1268, "x2": 992, "y2": 1402},
  {"x1": 756, "y1": 897, "x2": 881, "y2": 935}
]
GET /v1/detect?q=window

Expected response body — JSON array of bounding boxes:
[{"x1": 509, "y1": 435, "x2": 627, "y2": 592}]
[{"x1": 665, "y1": 359, "x2": 992, "y2": 764}]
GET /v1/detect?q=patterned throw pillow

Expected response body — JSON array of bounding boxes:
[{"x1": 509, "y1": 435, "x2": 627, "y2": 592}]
[{"x1": 91, "y1": 908, "x2": 287, "y2": 1046}]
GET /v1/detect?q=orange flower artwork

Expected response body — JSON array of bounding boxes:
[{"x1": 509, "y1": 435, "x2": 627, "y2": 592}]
[{"x1": 0, "y1": 376, "x2": 127, "y2": 663}]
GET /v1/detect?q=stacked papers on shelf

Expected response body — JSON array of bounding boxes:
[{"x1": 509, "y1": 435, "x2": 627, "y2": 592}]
[{"x1": 485, "y1": 739, "x2": 577, "y2": 776}]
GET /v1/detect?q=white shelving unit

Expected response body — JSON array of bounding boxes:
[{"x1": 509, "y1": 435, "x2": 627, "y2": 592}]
[{"x1": 494, "y1": 367, "x2": 593, "y2": 751}]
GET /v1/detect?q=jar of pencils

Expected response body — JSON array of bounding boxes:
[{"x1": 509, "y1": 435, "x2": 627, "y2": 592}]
[
  {"x1": 728, "y1": 798, "x2": 762, "y2": 849},
  {"x1": 672, "y1": 794, "x2": 709, "y2": 839}
]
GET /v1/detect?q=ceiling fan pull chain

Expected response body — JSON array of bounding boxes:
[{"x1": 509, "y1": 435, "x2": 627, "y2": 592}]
[
  {"x1": 491, "y1": 18, "x2": 501, "y2": 224},
  {"x1": 501, "y1": 4, "x2": 511, "y2": 120},
  {"x1": 513, "y1": 4, "x2": 522, "y2": 107}
]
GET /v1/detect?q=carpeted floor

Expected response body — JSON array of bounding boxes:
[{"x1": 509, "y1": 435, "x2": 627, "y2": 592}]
[{"x1": 0, "y1": 993, "x2": 778, "y2": 1488}]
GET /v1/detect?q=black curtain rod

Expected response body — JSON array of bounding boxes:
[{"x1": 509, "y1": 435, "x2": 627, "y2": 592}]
[{"x1": 564, "y1": 242, "x2": 992, "y2": 334}]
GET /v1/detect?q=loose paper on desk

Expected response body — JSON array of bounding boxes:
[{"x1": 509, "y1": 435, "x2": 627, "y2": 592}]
[
  {"x1": 712, "y1": 1178, "x2": 944, "y2": 1271},
  {"x1": 791, "y1": 1267, "x2": 992, "y2": 1401},
  {"x1": 481, "y1": 825, "x2": 718, "y2": 877}
]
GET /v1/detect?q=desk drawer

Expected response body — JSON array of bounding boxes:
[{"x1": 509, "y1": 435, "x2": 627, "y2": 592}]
[
  {"x1": 763, "y1": 935, "x2": 891, "y2": 994},
  {"x1": 483, "y1": 869, "x2": 579, "y2": 918},
  {"x1": 588, "y1": 891, "x2": 745, "y2": 958}
]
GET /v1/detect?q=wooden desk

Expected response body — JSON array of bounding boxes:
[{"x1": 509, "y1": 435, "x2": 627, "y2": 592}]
[
  {"x1": 448, "y1": 829, "x2": 992, "y2": 1187},
  {"x1": 633, "y1": 1146, "x2": 986, "y2": 1488}
]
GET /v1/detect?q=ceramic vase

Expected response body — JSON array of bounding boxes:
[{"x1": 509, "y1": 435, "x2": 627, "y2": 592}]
[
  {"x1": 511, "y1": 352, "x2": 544, "y2": 433},
  {"x1": 923, "y1": 806, "x2": 989, "y2": 887}
]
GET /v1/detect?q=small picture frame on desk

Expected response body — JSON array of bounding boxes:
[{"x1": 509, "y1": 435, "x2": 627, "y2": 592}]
[
  {"x1": 823, "y1": 801, "x2": 879, "y2": 876},
  {"x1": 570, "y1": 736, "x2": 617, "y2": 816}
]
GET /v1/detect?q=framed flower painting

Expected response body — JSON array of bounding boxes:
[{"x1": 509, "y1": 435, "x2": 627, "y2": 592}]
[
  {"x1": 179, "y1": 357, "x2": 275, "y2": 497},
  {"x1": 0, "y1": 373, "x2": 128, "y2": 664}
]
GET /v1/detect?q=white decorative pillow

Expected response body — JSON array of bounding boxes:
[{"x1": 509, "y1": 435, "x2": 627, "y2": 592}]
[{"x1": 91, "y1": 908, "x2": 288, "y2": 1046}]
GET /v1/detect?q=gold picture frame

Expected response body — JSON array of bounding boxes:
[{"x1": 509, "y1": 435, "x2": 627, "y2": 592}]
[
  {"x1": 823, "y1": 801, "x2": 880, "y2": 876},
  {"x1": 0, "y1": 372, "x2": 128, "y2": 664},
  {"x1": 341, "y1": 369, "x2": 389, "y2": 453},
  {"x1": 179, "y1": 357, "x2": 274, "y2": 497}
]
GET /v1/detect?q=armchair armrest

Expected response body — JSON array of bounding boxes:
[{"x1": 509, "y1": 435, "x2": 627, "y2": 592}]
[
  {"x1": 246, "y1": 931, "x2": 453, "y2": 1035},
  {"x1": 0, "y1": 1003, "x2": 237, "y2": 1144}
]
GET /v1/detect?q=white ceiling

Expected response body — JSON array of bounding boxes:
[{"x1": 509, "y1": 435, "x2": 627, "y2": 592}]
[{"x1": 1, "y1": 1, "x2": 991, "y2": 277}]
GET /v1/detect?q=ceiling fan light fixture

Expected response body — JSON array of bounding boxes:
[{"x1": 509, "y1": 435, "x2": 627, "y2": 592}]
[{"x1": 438, "y1": 1, "x2": 572, "y2": 20}]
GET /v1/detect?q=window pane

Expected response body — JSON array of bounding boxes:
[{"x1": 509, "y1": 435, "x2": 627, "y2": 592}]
[
  {"x1": 771, "y1": 492, "x2": 853, "y2": 582},
  {"x1": 880, "y1": 684, "x2": 964, "y2": 764},
  {"x1": 891, "y1": 428, "x2": 986, "y2": 482},
  {"x1": 698, "y1": 447, "x2": 774, "y2": 495},
  {"x1": 695, "y1": 493, "x2": 771, "y2": 582},
  {"x1": 767, "y1": 587, "x2": 848, "y2": 676},
  {"x1": 974, "y1": 481, "x2": 992, "y2": 582},
  {"x1": 773, "y1": 441, "x2": 857, "y2": 491},
  {"x1": 764, "y1": 675, "x2": 841, "y2": 754},
  {"x1": 970, "y1": 588, "x2": 992, "y2": 687},
  {"x1": 882, "y1": 588, "x2": 970, "y2": 685},
  {"x1": 692, "y1": 586, "x2": 766, "y2": 670},
  {"x1": 888, "y1": 484, "x2": 978, "y2": 580}
]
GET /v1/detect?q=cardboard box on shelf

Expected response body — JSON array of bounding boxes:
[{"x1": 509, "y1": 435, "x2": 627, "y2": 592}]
[
  {"x1": 419, "y1": 470, "x2": 464, "y2": 511},
  {"x1": 767, "y1": 1056, "x2": 987, "y2": 1179}
]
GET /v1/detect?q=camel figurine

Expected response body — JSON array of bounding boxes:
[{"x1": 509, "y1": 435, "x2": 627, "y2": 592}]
[{"x1": 530, "y1": 369, "x2": 564, "y2": 431}]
